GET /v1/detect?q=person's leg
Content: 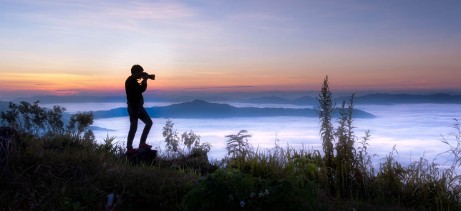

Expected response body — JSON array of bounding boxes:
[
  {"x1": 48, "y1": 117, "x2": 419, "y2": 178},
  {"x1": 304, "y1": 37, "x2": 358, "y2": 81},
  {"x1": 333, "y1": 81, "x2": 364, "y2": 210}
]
[
  {"x1": 127, "y1": 106, "x2": 138, "y2": 149},
  {"x1": 138, "y1": 107, "x2": 153, "y2": 146}
]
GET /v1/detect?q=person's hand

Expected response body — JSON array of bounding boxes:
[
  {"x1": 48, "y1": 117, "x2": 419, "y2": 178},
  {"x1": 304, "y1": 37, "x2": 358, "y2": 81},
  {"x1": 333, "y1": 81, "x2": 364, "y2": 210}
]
[{"x1": 141, "y1": 73, "x2": 148, "y2": 83}]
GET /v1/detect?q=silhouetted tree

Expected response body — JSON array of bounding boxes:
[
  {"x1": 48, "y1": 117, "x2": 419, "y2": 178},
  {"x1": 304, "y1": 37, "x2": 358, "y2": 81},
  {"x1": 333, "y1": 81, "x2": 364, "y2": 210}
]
[
  {"x1": 318, "y1": 76, "x2": 335, "y2": 169},
  {"x1": 318, "y1": 76, "x2": 336, "y2": 194},
  {"x1": 335, "y1": 94, "x2": 356, "y2": 197},
  {"x1": 1, "y1": 101, "x2": 94, "y2": 142},
  {"x1": 67, "y1": 112, "x2": 94, "y2": 141},
  {"x1": 163, "y1": 119, "x2": 180, "y2": 154},
  {"x1": 46, "y1": 105, "x2": 66, "y2": 135}
]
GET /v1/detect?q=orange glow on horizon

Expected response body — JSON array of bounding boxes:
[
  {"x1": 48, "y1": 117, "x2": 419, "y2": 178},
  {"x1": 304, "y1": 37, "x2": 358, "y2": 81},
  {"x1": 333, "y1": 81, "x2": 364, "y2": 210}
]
[{"x1": 2, "y1": 69, "x2": 461, "y2": 97}]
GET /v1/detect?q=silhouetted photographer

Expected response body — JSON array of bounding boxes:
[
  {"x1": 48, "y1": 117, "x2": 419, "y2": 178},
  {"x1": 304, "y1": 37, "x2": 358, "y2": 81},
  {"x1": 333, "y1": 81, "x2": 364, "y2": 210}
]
[{"x1": 125, "y1": 64, "x2": 155, "y2": 154}]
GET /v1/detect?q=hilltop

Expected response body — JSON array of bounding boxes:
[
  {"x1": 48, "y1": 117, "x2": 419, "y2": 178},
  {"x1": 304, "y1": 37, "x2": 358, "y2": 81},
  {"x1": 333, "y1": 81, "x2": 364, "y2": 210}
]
[{"x1": 92, "y1": 99, "x2": 375, "y2": 119}]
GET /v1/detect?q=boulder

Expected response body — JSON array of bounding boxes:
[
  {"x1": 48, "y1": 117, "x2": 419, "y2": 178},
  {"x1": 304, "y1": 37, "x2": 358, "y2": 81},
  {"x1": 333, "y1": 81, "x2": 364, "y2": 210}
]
[{"x1": 125, "y1": 148, "x2": 158, "y2": 165}]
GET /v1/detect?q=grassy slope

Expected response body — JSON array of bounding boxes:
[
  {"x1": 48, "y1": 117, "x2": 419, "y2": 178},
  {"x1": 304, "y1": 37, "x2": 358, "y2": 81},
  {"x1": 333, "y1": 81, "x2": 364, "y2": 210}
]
[
  {"x1": 1, "y1": 135, "x2": 199, "y2": 210},
  {"x1": 1, "y1": 97, "x2": 460, "y2": 210},
  {"x1": 3, "y1": 133, "x2": 459, "y2": 210}
]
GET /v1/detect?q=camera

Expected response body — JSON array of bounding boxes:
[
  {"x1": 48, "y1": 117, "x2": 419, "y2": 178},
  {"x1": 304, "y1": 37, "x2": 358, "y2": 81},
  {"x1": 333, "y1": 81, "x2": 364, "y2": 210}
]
[{"x1": 142, "y1": 72, "x2": 155, "y2": 80}]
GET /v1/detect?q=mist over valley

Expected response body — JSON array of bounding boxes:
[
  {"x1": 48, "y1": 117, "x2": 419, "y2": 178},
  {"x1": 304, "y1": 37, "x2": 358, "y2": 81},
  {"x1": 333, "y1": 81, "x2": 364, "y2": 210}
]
[
  {"x1": 2, "y1": 93, "x2": 461, "y2": 166},
  {"x1": 7, "y1": 92, "x2": 461, "y2": 106}
]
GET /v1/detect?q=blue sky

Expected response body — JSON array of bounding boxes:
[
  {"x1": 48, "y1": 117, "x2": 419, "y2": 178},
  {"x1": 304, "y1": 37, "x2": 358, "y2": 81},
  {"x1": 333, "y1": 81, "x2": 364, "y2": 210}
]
[{"x1": 1, "y1": 0, "x2": 461, "y2": 98}]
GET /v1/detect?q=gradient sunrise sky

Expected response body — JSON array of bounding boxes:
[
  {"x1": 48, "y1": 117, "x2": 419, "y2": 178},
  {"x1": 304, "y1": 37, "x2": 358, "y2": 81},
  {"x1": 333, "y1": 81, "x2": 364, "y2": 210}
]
[{"x1": 1, "y1": 0, "x2": 461, "y2": 99}]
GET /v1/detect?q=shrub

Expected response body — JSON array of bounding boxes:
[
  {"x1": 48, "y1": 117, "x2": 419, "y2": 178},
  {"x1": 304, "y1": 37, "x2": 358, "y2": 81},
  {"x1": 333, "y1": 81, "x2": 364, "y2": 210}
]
[
  {"x1": 1, "y1": 101, "x2": 95, "y2": 143},
  {"x1": 162, "y1": 119, "x2": 211, "y2": 158},
  {"x1": 1, "y1": 101, "x2": 66, "y2": 137},
  {"x1": 183, "y1": 169, "x2": 320, "y2": 211}
]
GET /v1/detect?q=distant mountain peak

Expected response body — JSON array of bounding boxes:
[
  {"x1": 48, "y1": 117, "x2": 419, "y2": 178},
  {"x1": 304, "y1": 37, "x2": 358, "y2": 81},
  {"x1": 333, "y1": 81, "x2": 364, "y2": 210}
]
[
  {"x1": 92, "y1": 100, "x2": 375, "y2": 119},
  {"x1": 190, "y1": 99, "x2": 208, "y2": 103},
  {"x1": 176, "y1": 99, "x2": 219, "y2": 106}
]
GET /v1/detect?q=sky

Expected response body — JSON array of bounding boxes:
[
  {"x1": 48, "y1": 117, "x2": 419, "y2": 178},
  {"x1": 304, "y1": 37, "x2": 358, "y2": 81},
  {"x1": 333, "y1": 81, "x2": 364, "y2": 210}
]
[{"x1": 1, "y1": 0, "x2": 461, "y2": 99}]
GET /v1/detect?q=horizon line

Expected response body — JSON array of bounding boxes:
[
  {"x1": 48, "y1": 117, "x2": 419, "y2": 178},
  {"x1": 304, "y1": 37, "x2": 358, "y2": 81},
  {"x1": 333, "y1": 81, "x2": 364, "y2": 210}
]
[{"x1": 2, "y1": 89, "x2": 461, "y2": 102}]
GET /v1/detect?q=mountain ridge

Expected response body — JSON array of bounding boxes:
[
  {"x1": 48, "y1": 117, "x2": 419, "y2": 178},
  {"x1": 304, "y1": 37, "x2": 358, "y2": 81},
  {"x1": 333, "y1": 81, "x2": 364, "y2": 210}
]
[
  {"x1": 92, "y1": 99, "x2": 375, "y2": 119},
  {"x1": 10, "y1": 93, "x2": 461, "y2": 105}
]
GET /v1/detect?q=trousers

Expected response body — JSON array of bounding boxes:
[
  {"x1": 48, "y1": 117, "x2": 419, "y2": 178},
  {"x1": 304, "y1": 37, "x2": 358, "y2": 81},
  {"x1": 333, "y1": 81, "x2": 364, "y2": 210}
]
[{"x1": 127, "y1": 105, "x2": 153, "y2": 148}]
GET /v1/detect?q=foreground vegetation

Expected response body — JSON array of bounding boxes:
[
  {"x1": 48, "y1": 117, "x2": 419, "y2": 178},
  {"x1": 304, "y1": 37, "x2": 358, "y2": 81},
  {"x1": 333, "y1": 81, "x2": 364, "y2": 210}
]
[{"x1": 1, "y1": 77, "x2": 461, "y2": 210}]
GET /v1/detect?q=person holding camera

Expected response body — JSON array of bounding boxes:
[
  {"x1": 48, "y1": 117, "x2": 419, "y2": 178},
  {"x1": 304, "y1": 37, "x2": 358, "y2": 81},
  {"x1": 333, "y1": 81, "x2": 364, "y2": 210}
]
[{"x1": 125, "y1": 64, "x2": 155, "y2": 154}]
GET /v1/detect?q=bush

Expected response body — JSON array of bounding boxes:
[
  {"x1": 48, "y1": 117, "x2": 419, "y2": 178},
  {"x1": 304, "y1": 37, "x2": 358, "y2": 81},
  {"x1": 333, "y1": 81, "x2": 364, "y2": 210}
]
[
  {"x1": 162, "y1": 119, "x2": 211, "y2": 158},
  {"x1": 183, "y1": 169, "x2": 319, "y2": 211}
]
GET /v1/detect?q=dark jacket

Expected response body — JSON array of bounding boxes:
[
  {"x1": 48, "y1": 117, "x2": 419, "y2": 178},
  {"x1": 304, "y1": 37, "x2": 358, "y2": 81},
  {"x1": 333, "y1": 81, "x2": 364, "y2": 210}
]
[{"x1": 125, "y1": 76, "x2": 147, "y2": 108}]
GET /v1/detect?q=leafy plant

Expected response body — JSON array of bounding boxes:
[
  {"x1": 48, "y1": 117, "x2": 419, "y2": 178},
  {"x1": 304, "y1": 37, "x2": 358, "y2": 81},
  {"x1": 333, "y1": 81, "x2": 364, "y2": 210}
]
[
  {"x1": 162, "y1": 119, "x2": 211, "y2": 158},
  {"x1": 67, "y1": 112, "x2": 94, "y2": 141},
  {"x1": 1, "y1": 101, "x2": 94, "y2": 142},
  {"x1": 225, "y1": 130, "x2": 251, "y2": 159},
  {"x1": 334, "y1": 95, "x2": 357, "y2": 197},
  {"x1": 440, "y1": 118, "x2": 461, "y2": 168},
  {"x1": 317, "y1": 76, "x2": 335, "y2": 169},
  {"x1": 162, "y1": 119, "x2": 180, "y2": 154},
  {"x1": 1, "y1": 101, "x2": 66, "y2": 137},
  {"x1": 183, "y1": 169, "x2": 319, "y2": 211}
]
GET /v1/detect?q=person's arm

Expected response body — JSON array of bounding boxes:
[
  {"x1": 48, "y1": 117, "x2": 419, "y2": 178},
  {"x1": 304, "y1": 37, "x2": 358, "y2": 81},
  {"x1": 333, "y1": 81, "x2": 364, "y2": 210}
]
[
  {"x1": 127, "y1": 77, "x2": 147, "y2": 94},
  {"x1": 139, "y1": 76, "x2": 148, "y2": 93}
]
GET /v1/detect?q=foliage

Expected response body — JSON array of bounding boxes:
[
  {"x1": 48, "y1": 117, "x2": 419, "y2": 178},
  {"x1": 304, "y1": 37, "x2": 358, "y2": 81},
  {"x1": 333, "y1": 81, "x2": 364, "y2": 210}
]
[
  {"x1": 2, "y1": 85, "x2": 461, "y2": 210},
  {"x1": 1, "y1": 101, "x2": 66, "y2": 137},
  {"x1": 440, "y1": 118, "x2": 461, "y2": 168},
  {"x1": 1, "y1": 101, "x2": 94, "y2": 142},
  {"x1": 317, "y1": 76, "x2": 335, "y2": 169},
  {"x1": 313, "y1": 76, "x2": 461, "y2": 209},
  {"x1": 67, "y1": 112, "x2": 94, "y2": 141},
  {"x1": 226, "y1": 130, "x2": 252, "y2": 158},
  {"x1": 356, "y1": 130, "x2": 374, "y2": 177},
  {"x1": 0, "y1": 132, "x2": 198, "y2": 210},
  {"x1": 162, "y1": 119, "x2": 211, "y2": 158},
  {"x1": 0, "y1": 103, "x2": 200, "y2": 210},
  {"x1": 183, "y1": 169, "x2": 319, "y2": 211},
  {"x1": 334, "y1": 94, "x2": 358, "y2": 197},
  {"x1": 181, "y1": 129, "x2": 211, "y2": 155},
  {"x1": 317, "y1": 76, "x2": 336, "y2": 195},
  {"x1": 162, "y1": 119, "x2": 180, "y2": 153}
]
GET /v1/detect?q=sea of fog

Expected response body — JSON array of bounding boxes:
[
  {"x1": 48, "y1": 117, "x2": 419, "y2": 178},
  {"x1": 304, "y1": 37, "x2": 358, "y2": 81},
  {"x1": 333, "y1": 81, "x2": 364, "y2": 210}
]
[{"x1": 43, "y1": 102, "x2": 461, "y2": 167}]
